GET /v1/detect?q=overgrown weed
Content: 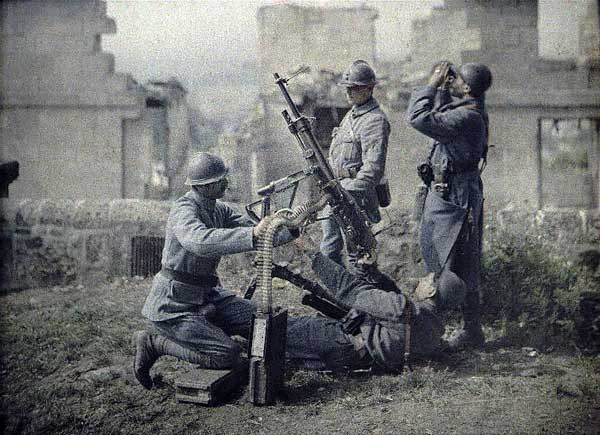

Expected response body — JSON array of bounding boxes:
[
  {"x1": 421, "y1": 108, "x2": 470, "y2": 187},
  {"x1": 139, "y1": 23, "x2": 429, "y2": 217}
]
[{"x1": 481, "y1": 225, "x2": 600, "y2": 349}]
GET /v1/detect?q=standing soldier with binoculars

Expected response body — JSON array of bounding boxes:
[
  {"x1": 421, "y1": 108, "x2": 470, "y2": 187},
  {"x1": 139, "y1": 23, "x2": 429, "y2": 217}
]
[{"x1": 406, "y1": 61, "x2": 493, "y2": 351}]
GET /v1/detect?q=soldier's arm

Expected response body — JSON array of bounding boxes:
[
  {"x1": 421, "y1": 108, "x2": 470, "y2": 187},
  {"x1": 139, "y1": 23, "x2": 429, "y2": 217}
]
[
  {"x1": 172, "y1": 201, "x2": 254, "y2": 257},
  {"x1": 223, "y1": 203, "x2": 255, "y2": 228},
  {"x1": 405, "y1": 86, "x2": 466, "y2": 142},
  {"x1": 223, "y1": 203, "x2": 297, "y2": 246},
  {"x1": 310, "y1": 252, "x2": 405, "y2": 321},
  {"x1": 345, "y1": 115, "x2": 390, "y2": 191}
]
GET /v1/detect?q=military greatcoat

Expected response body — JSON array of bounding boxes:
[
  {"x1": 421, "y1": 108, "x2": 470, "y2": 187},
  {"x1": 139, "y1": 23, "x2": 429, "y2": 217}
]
[{"x1": 406, "y1": 86, "x2": 488, "y2": 292}]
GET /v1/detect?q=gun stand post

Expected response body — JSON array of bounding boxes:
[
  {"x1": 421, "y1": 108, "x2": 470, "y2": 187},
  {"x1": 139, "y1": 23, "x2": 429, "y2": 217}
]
[{"x1": 248, "y1": 310, "x2": 288, "y2": 406}]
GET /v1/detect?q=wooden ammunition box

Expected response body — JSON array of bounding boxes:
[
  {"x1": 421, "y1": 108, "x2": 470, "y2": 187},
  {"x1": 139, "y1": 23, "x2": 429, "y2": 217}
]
[
  {"x1": 248, "y1": 310, "x2": 288, "y2": 406},
  {"x1": 175, "y1": 367, "x2": 246, "y2": 406}
]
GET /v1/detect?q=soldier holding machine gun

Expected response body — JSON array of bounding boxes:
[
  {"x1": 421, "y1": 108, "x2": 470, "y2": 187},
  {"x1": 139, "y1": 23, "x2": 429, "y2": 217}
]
[
  {"x1": 320, "y1": 60, "x2": 394, "y2": 289},
  {"x1": 284, "y1": 232, "x2": 467, "y2": 372}
]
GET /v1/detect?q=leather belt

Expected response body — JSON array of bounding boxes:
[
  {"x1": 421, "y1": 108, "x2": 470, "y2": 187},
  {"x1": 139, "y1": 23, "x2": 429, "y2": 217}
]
[{"x1": 160, "y1": 268, "x2": 219, "y2": 287}]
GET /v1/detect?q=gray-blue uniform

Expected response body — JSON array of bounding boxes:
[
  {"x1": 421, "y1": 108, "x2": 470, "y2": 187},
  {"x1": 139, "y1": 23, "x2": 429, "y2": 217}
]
[
  {"x1": 406, "y1": 85, "x2": 488, "y2": 297},
  {"x1": 286, "y1": 252, "x2": 443, "y2": 372},
  {"x1": 142, "y1": 189, "x2": 293, "y2": 369},
  {"x1": 320, "y1": 96, "x2": 390, "y2": 265}
]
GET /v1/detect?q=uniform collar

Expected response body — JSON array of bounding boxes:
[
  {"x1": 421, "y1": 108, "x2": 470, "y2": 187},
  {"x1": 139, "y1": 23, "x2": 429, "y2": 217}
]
[
  {"x1": 351, "y1": 97, "x2": 379, "y2": 118},
  {"x1": 188, "y1": 189, "x2": 216, "y2": 211},
  {"x1": 442, "y1": 95, "x2": 483, "y2": 112}
]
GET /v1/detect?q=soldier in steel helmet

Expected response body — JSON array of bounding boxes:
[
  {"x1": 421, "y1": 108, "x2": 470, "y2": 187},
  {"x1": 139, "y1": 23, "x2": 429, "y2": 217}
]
[
  {"x1": 406, "y1": 62, "x2": 493, "y2": 351},
  {"x1": 321, "y1": 60, "x2": 393, "y2": 289},
  {"x1": 284, "y1": 233, "x2": 466, "y2": 372},
  {"x1": 132, "y1": 152, "x2": 297, "y2": 389}
]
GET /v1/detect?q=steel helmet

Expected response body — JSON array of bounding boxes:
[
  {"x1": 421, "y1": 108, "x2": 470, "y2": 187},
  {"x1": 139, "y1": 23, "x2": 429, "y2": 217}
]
[
  {"x1": 338, "y1": 60, "x2": 378, "y2": 87},
  {"x1": 457, "y1": 63, "x2": 492, "y2": 96},
  {"x1": 184, "y1": 152, "x2": 229, "y2": 186}
]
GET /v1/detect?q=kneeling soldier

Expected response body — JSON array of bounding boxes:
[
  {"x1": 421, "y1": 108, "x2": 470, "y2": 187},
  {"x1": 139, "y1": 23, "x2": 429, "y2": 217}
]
[{"x1": 132, "y1": 152, "x2": 295, "y2": 389}]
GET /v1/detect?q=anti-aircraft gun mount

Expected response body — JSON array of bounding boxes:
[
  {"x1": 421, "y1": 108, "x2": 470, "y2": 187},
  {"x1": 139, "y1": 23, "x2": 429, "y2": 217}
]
[{"x1": 244, "y1": 68, "x2": 382, "y2": 406}]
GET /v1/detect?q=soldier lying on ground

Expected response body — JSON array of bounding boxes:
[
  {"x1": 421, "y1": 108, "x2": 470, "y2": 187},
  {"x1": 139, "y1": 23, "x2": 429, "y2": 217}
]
[{"x1": 285, "y1": 235, "x2": 467, "y2": 372}]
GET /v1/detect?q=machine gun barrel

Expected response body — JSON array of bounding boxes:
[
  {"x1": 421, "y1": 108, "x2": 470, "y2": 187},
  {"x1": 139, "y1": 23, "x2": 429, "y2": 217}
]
[{"x1": 273, "y1": 72, "x2": 377, "y2": 265}]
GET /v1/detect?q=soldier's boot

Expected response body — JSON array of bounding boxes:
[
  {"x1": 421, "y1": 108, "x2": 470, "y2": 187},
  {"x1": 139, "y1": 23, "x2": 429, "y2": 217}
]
[
  {"x1": 133, "y1": 330, "x2": 159, "y2": 389},
  {"x1": 132, "y1": 330, "x2": 218, "y2": 389},
  {"x1": 446, "y1": 291, "x2": 485, "y2": 352}
]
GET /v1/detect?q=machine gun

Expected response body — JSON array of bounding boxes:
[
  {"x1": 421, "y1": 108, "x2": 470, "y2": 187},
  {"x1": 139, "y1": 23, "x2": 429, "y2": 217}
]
[
  {"x1": 246, "y1": 69, "x2": 380, "y2": 405},
  {"x1": 248, "y1": 194, "x2": 331, "y2": 405},
  {"x1": 273, "y1": 70, "x2": 378, "y2": 266},
  {"x1": 244, "y1": 261, "x2": 349, "y2": 320}
]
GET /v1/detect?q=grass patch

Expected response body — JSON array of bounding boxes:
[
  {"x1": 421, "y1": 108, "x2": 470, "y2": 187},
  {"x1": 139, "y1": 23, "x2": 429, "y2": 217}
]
[{"x1": 480, "y1": 225, "x2": 600, "y2": 349}]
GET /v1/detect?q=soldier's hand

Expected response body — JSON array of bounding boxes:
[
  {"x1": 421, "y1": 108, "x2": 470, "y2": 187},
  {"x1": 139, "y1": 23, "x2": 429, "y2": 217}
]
[
  {"x1": 293, "y1": 230, "x2": 317, "y2": 254},
  {"x1": 428, "y1": 61, "x2": 450, "y2": 89},
  {"x1": 252, "y1": 214, "x2": 275, "y2": 239}
]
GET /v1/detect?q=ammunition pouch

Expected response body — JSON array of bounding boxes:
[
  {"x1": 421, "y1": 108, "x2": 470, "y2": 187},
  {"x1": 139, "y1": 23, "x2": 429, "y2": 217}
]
[
  {"x1": 375, "y1": 177, "x2": 391, "y2": 208},
  {"x1": 417, "y1": 162, "x2": 434, "y2": 186}
]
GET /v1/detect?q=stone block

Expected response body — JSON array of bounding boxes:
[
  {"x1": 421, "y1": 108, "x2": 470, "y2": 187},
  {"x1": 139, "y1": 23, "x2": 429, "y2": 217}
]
[
  {"x1": 497, "y1": 209, "x2": 537, "y2": 233},
  {"x1": 73, "y1": 200, "x2": 111, "y2": 229},
  {"x1": 108, "y1": 200, "x2": 169, "y2": 231},
  {"x1": 588, "y1": 209, "x2": 600, "y2": 244},
  {"x1": 85, "y1": 232, "x2": 110, "y2": 265},
  {"x1": 46, "y1": 226, "x2": 67, "y2": 238},
  {"x1": 38, "y1": 199, "x2": 78, "y2": 226},
  {"x1": 13, "y1": 232, "x2": 79, "y2": 287},
  {"x1": 14, "y1": 199, "x2": 37, "y2": 228},
  {"x1": 534, "y1": 210, "x2": 585, "y2": 243},
  {"x1": 14, "y1": 235, "x2": 43, "y2": 254}
]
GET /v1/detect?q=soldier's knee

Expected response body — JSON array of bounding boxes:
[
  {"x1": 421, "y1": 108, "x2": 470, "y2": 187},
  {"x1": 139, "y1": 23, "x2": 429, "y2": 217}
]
[{"x1": 211, "y1": 342, "x2": 242, "y2": 369}]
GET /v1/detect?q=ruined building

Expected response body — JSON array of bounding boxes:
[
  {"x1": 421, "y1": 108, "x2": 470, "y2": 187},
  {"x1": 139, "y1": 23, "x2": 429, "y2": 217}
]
[
  {"x1": 397, "y1": 0, "x2": 600, "y2": 210},
  {"x1": 580, "y1": 0, "x2": 600, "y2": 60},
  {"x1": 0, "y1": 0, "x2": 200, "y2": 200},
  {"x1": 227, "y1": 0, "x2": 600, "y2": 212},
  {"x1": 223, "y1": 4, "x2": 379, "y2": 204}
]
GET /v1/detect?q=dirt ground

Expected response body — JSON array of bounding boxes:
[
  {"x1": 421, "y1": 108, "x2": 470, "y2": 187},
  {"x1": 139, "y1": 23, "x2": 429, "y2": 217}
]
[{"x1": 1, "y1": 277, "x2": 599, "y2": 435}]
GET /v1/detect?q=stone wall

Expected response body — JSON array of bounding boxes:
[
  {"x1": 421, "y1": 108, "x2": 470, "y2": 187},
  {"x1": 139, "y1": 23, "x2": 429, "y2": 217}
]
[
  {"x1": 223, "y1": 1, "x2": 600, "y2": 211},
  {"x1": 1, "y1": 199, "x2": 599, "y2": 291},
  {"x1": 0, "y1": 199, "x2": 170, "y2": 290},
  {"x1": 388, "y1": 0, "x2": 600, "y2": 210},
  {"x1": 0, "y1": 1, "x2": 198, "y2": 202}
]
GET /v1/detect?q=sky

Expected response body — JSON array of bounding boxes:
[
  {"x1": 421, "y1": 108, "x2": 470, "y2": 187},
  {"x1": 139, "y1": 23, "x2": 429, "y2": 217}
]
[{"x1": 102, "y1": 0, "x2": 592, "y2": 120}]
